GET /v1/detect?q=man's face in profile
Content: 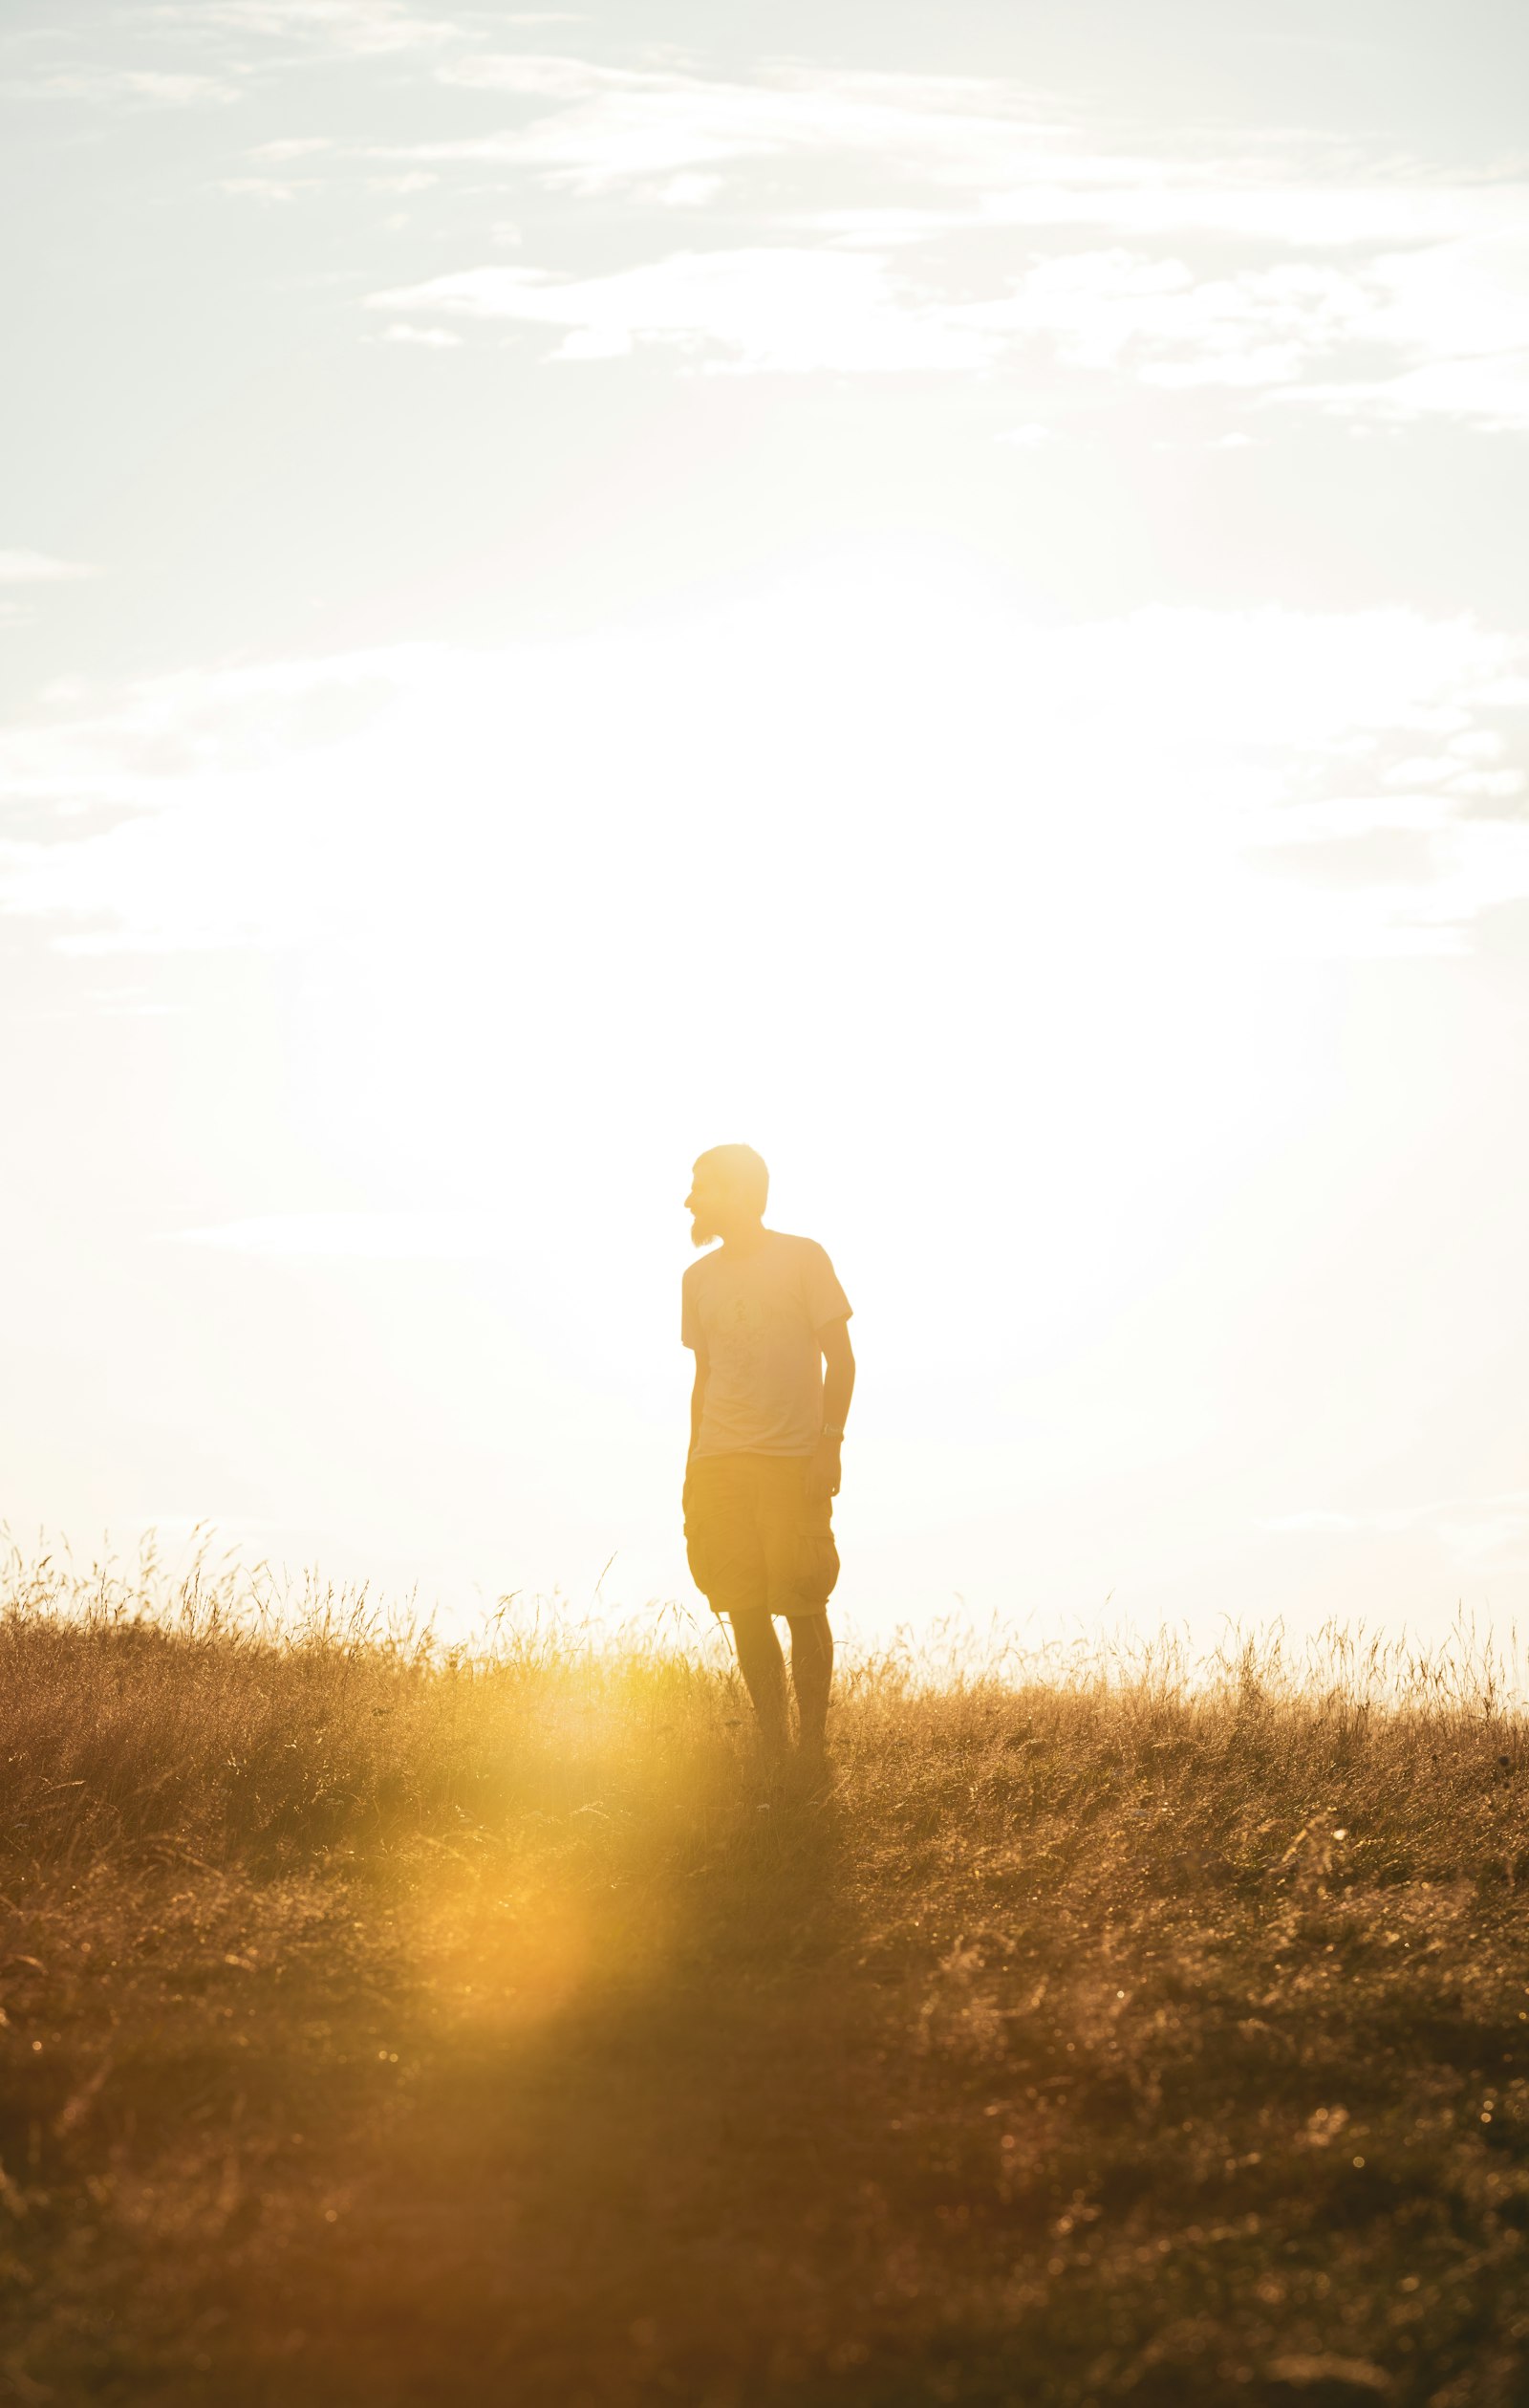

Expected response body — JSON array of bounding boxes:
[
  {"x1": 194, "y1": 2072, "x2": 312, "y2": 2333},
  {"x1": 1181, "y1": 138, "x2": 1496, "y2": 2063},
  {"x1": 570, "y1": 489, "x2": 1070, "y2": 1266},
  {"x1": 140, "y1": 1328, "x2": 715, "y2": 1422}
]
[{"x1": 685, "y1": 1161, "x2": 726, "y2": 1248}]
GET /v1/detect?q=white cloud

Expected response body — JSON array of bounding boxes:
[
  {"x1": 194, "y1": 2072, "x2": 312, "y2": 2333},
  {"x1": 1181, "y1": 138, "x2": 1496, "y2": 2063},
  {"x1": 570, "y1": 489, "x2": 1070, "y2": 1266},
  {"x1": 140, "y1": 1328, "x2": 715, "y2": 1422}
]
[
  {"x1": 146, "y1": 0, "x2": 463, "y2": 55},
  {"x1": 980, "y1": 178, "x2": 1529, "y2": 249},
  {"x1": 373, "y1": 51, "x2": 1529, "y2": 423},
  {"x1": 806, "y1": 207, "x2": 958, "y2": 250},
  {"x1": 420, "y1": 50, "x2": 1529, "y2": 251},
  {"x1": 216, "y1": 175, "x2": 318, "y2": 202},
  {"x1": 126, "y1": 68, "x2": 241, "y2": 103},
  {"x1": 1291, "y1": 235, "x2": 1529, "y2": 430},
  {"x1": 369, "y1": 225, "x2": 1529, "y2": 422},
  {"x1": 24, "y1": 28, "x2": 1526, "y2": 432},
  {"x1": 654, "y1": 172, "x2": 723, "y2": 210},
  {"x1": 0, "y1": 647, "x2": 414, "y2": 826},
  {"x1": 1, "y1": 591, "x2": 1525, "y2": 966},
  {"x1": 427, "y1": 56, "x2": 1063, "y2": 198},
  {"x1": 368, "y1": 249, "x2": 991, "y2": 373},
  {"x1": 0, "y1": 550, "x2": 100, "y2": 584},
  {"x1": 250, "y1": 136, "x2": 334, "y2": 159},
  {"x1": 50, "y1": 25, "x2": 1507, "y2": 423},
  {"x1": 958, "y1": 249, "x2": 1362, "y2": 389},
  {"x1": 380, "y1": 321, "x2": 461, "y2": 346},
  {"x1": 3, "y1": 65, "x2": 242, "y2": 105},
  {"x1": 942, "y1": 234, "x2": 1529, "y2": 423}
]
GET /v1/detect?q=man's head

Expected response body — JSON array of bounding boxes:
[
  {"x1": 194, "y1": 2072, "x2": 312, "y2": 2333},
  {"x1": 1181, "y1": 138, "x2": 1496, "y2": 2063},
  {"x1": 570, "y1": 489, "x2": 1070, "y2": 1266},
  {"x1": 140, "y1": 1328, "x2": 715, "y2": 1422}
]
[{"x1": 686, "y1": 1143, "x2": 769, "y2": 1247}]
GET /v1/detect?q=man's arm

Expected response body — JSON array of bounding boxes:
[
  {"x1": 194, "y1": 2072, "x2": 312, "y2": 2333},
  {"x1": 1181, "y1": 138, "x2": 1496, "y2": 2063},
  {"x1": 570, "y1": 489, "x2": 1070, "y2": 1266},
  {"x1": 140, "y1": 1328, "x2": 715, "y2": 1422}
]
[
  {"x1": 808, "y1": 1318, "x2": 855, "y2": 1503},
  {"x1": 687, "y1": 1348, "x2": 709, "y2": 1470}
]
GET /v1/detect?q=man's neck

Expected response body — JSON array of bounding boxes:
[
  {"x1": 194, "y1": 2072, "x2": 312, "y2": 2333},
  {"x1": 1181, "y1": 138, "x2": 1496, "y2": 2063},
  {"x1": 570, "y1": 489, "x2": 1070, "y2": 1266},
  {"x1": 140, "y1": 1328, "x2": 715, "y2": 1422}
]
[{"x1": 719, "y1": 1219, "x2": 769, "y2": 1258}]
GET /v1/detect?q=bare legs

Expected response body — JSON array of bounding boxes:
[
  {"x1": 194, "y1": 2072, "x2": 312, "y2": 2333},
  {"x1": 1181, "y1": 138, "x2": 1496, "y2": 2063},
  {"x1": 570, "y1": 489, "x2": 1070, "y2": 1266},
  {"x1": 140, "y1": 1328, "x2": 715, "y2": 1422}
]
[
  {"x1": 787, "y1": 1616, "x2": 833, "y2": 1756},
  {"x1": 728, "y1": 1612, "x2": 790, "y2": 1758},
  {"x1": 728, "y1": 1614, "x2": 833, "y2": 1761}
]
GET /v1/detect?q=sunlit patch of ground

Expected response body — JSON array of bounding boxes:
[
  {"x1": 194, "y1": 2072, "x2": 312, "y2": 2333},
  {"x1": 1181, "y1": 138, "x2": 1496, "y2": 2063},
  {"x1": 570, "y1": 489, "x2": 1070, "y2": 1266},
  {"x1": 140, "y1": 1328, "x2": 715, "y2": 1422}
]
[{"x1": 1, "y1": 1550, "x2": 1528, "y2": 2403}]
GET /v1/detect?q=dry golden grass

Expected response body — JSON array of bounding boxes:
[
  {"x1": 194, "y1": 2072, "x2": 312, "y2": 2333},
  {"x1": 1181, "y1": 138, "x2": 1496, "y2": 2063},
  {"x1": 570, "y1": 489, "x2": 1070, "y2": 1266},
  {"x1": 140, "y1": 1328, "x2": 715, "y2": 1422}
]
[{"x1": 2, "y1": 1541, "x2": 1529, "y2": 2404}]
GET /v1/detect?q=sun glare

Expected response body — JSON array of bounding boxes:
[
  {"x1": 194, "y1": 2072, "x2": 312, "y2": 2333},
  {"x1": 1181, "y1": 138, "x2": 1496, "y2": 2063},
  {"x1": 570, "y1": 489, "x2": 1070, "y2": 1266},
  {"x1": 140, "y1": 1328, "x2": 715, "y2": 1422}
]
[{"x1": 10, "y1": 7, "x2": 1529, "y2": 2394}]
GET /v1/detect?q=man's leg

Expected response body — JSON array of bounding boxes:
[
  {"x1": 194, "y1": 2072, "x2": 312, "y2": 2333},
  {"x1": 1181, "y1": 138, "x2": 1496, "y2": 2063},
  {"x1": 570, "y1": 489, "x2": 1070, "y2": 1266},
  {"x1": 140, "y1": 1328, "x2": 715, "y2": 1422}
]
[
  {"x1": 728, "y1": 1610, "x2": 791, "y2": 1759},
  {"x1": 688, "y1": 1458, "x2": 787, "y2": 1758},
  {"x1": 786, "y1": 1616, "x2": 833, "y2": 1756}
]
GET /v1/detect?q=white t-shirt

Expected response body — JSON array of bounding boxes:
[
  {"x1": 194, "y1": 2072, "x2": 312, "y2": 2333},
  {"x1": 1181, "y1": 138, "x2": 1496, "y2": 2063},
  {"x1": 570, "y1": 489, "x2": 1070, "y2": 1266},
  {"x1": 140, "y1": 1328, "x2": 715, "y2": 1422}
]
[{"x1": 681, "y1": 1230, "x2": 852, "y2": 1461}]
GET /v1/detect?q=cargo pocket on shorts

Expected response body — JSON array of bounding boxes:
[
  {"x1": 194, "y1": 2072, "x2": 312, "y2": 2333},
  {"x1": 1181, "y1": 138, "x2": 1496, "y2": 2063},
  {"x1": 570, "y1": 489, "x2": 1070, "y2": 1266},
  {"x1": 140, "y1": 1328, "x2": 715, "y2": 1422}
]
[
  {"x1": 685, "y1": 1471, "x2": 738, "y2": 1612},
  {"x1": 791, "y1": 1522, "x2": 840, "y2": 1611},
  {"x1": 683, "y1": 1490, "x2": 715, "y2": 1602}
]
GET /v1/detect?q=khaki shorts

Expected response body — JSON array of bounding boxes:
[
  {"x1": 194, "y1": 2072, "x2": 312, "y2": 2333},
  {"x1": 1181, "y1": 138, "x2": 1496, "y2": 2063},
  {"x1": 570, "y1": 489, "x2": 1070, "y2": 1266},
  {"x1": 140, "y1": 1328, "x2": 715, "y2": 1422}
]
[{"x1": 683, "y1": 1452, "x2": 840, "y2": 1620}]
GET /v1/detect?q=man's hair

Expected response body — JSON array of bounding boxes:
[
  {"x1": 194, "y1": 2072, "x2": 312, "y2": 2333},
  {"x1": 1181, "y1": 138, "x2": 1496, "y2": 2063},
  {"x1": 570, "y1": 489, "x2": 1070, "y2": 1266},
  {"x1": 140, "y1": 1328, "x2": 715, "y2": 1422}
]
[{"x1": 695, "y1": 1142, "x2": 769, "y2": 1216}]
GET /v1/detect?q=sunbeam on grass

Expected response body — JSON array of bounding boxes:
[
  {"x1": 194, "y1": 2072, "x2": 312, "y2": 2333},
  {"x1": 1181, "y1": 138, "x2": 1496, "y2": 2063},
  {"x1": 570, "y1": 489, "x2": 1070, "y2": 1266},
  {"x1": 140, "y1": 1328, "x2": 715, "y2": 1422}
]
[{"x1": 1, "y1": 1538, "x2": 1528, "y2": 2404}]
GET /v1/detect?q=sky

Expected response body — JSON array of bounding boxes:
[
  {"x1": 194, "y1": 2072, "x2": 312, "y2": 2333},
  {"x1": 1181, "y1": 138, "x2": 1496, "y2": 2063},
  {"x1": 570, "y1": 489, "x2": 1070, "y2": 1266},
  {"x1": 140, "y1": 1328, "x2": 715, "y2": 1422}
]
[{"x1": 3, "y1": 0, "x2": 1529, "y2": 1652}]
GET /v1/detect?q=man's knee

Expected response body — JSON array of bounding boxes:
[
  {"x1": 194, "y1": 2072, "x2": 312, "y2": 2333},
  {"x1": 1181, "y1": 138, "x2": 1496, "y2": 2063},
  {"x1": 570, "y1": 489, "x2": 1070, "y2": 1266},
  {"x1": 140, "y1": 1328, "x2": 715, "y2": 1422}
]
[
  {"x1": 786, "y1": 1613, "x2": 832, "y2": 1656},
  {"x1": 786, "y1": 1618, "x2": 833, "y2": 1706},
  {"x1": 730, "y1": 1609, "x2": 783, "y2": 1665}
]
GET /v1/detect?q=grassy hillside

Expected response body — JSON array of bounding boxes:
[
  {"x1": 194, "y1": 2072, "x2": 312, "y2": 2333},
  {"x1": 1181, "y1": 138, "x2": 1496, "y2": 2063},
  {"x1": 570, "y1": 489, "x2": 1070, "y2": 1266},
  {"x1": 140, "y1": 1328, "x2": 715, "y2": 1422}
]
[{"x1": 2, "y1": 1548, "x2": 1528, "y2": 2405}]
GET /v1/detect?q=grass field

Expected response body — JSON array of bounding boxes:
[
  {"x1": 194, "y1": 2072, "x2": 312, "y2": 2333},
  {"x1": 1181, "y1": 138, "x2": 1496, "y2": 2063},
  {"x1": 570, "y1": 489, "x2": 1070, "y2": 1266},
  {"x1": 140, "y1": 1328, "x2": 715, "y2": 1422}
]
[{"x1": 2, "y1": 1546, "x2": 1529, "y2": 2405}]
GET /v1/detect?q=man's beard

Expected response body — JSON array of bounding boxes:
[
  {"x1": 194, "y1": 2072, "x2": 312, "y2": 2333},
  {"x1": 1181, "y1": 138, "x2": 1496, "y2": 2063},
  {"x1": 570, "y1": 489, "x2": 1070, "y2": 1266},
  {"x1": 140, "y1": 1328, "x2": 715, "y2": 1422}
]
[{"x1": 690, "y1": 1216, "x2": 719, "y2": 1248}]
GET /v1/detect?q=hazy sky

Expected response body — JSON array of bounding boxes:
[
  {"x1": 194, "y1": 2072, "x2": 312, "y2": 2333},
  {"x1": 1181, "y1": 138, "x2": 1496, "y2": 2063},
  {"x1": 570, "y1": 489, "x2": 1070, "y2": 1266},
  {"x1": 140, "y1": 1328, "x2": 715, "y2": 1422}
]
[{"x1": 4, "y1": 0, "x2": 1529, "y2": 1648}]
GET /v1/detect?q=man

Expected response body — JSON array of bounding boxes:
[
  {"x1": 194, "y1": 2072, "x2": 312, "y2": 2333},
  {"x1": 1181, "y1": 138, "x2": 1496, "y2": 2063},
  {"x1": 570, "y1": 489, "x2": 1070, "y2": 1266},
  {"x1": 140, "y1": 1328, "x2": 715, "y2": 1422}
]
[{"x1": 681, "y1": 1143, "x2": 855, "y2": 1768}]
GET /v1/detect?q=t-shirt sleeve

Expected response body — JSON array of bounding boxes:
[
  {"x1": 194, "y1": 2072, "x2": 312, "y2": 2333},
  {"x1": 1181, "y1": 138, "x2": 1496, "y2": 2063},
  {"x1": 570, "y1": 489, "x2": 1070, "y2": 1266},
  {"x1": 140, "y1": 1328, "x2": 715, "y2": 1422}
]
[
  {"x1": 803, "y1": 1242, "x2": 852, "y2": 1331},
  {"x1": 680, "y1": 1269, "x2": 702, "y2": 1352}
]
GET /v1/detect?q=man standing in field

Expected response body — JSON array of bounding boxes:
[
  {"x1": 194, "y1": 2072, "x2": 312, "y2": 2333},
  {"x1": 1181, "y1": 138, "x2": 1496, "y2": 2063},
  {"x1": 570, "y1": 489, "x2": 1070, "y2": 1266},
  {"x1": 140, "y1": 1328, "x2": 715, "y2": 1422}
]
[{"x1": 682, "y1": 1144, "x2": 854, "y2": 1770}]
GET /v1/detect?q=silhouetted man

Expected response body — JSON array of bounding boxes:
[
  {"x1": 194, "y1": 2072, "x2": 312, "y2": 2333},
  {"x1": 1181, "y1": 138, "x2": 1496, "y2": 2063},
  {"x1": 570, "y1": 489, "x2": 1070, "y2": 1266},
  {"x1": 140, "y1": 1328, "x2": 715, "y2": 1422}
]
[{"x1": 681, "y1": 1144, "x2": 854, "y2": 1769}]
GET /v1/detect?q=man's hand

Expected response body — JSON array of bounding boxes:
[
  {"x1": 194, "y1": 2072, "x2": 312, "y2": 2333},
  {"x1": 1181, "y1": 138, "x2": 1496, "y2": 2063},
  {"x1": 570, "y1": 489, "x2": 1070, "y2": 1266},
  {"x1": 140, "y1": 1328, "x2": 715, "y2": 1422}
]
[{"x1": 806, "y1": 1432, "x2": 842, "y2": 1508}]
